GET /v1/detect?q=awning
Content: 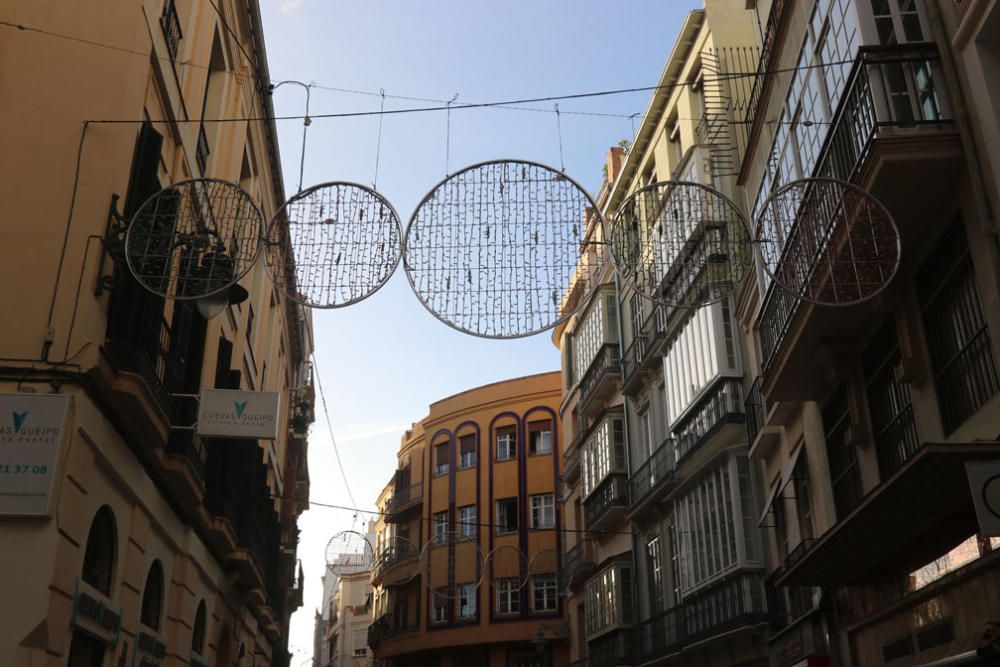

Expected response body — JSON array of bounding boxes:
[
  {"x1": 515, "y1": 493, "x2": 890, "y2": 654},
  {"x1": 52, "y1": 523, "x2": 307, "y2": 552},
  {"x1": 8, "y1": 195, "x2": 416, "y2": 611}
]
[{"x1": 776, "y1": 442, "x2": 1000, "y2": 587}]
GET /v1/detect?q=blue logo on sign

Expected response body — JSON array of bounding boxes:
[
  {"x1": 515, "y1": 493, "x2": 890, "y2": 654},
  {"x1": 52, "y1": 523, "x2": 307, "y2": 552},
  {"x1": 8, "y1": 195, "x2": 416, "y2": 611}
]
[
  {"x1": 12, "y1": 411, "x2": 28, "y2": 434},
  {"x1": 234, "y1": 401, "x2": 248, "y2": 418}
]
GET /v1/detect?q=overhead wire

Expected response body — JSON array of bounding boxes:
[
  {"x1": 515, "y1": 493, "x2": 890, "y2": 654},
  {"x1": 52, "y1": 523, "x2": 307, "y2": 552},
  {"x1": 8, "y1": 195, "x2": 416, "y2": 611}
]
[
  {"x1": 311, "y1": 353, "x2": 359, "y2": 510},
  {"x1": 272, "y1": 494, "x2": 635, "y2": 537}
]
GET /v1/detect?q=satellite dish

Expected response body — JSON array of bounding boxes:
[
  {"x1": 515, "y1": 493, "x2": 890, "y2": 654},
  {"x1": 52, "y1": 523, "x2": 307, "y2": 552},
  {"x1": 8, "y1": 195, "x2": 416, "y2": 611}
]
[
  {"x1": 403, "y1": 159, "x2": 608, "y2": 339},
  {"x1": 125, "y1": 178, "x2": 264, "y2": 300},
  {"x1": 755, "y1": 177, "x2": 900, "y2": 306},
  {"x1": 265, "y1": 181, "x2": 402, "y2": 309},
  {"x1": 610, "y1": 180, "x2": 753, "y2": 308}
]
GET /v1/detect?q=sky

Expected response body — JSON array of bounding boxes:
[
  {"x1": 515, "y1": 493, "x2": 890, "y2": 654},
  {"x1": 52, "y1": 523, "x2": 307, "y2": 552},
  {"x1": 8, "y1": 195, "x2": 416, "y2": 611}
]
[{"x1": 257, "y1": 1, "x2": 702, "y2": 662}]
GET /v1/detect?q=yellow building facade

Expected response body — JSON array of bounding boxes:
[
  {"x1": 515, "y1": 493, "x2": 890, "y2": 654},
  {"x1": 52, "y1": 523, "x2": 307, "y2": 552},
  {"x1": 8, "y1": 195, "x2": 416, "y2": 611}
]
[
  {"x1": 0, "y1": 2, "x2": 311, "y2": 666},
  {"x1": 369, "y1": 372, "x2": 567, "y2": 667}
]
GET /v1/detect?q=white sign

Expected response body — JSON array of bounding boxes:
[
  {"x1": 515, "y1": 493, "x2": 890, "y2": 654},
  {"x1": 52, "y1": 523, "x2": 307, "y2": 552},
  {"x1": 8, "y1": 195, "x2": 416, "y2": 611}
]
[
  {"x1": 0, "y1": 393, "x2": 69, "y2": 515},
  {"x1": 197, "y1": 389, "x2": 281, "y2": 440},
  {"x1": 967, "y1": 461, "x2": 1000, "y2": 537}
]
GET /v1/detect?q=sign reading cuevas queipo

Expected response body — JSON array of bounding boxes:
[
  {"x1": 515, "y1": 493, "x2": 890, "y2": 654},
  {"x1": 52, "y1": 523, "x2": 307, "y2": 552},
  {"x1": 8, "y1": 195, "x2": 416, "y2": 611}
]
[
  {"x1": 196, "y1": 389, "x2": 281, "y2": 440},
  {"x1": 0, "y1": 393, "x2": 70, "y2": 516}
]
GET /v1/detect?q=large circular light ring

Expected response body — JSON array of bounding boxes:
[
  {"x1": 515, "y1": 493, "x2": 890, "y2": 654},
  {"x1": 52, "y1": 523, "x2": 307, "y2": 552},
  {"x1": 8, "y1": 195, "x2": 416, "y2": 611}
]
[
  {"x1": 265, "y1": 181, "x2": 402, "y2": 309},
  {"x1": 485, "y1": 544, "x2": 530, "y2": 590},
  {"x1": 609, "y1": 180, "x2": 753, "y2": 308},
  {"x1": 419, "y1": 531, "x2": 485, "y2": 600},
  {"x1": 375, "y1": 535, "x2": 421, "y2": 587},
  {"x1": 324, "y1": 530, "x2": 375, "y2": 577},
  {"x1": 125, "y1": 178, "x2": 264, "y2": 300},
  {"x1": 403, "y1": 159, "x2": 608, "y2": 339},
  {"x1": 755, "y1": 177, "x2": 900, "y2": 306}
]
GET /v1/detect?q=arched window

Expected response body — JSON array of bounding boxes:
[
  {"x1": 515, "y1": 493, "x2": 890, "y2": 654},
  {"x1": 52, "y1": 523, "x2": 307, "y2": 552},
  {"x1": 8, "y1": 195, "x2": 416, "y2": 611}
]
[
  {"x1": 81, "y1": 506, "x2": 117, "y2": 596},
  {"x1": 191, "y1": 600, "x2": 207, "y2": 656},
  {"x1": 140, "y1": 560, "x2": 164, "y2": 632}
]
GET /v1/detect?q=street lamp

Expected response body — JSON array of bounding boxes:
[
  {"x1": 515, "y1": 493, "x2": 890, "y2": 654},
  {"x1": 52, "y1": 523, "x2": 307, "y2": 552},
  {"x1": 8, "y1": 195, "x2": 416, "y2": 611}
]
[
  {"x1": 270, "y1": 79, "x2": 314, "y2": 193},
  {"x1": 531, "y1": 622, "x2": 570, "y2": 654}
]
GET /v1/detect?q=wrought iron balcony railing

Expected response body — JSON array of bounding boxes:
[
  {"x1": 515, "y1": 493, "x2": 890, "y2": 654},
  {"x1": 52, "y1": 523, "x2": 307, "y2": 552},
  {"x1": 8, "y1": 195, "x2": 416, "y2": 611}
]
[
  {"x1": 104, "y1": 314, "x2": 181, "y2": 418},
  {"x1": 629, "y1": 436, "x2": 676, "y2": 511},
  {"x1": 160, "y1": 0, "x2": 183, "y2": 60},
  {"x1": 742, "y1": 0, "x2": 789, "y2": 169},
  {"x1": 635, "y1": 605, "x2": 686, "y2": 661},
  {"x1": 367, "y1": 613, "x2": 418, "y2": 647},
  {"x1": 584, "y1": 473, "x2": 629, "y2": 531},
  {"x1": 387, "y1": 482, "x2": 423, "y2": 518},
  {"x1": 561, "y1": 537, "x2": 596, "y2": 591},
  {"x1": 621, "y1": 331, "x2": 647, "y2": 389},
  {"x1": 683, "y1": 571, "x2": 769, "y2": 645},
  {"x1": 758, "y1": 44, "x2": 952, "y2": 373},
  {"x1": 578, "y1": 343, "x2": 621, "y2": 410},
  {"x1": 674, "y1": 377, "x2": 744, "y2": 464},
  {"x1": 744, "y1": 376, "x2": 765, "y2": 446}
]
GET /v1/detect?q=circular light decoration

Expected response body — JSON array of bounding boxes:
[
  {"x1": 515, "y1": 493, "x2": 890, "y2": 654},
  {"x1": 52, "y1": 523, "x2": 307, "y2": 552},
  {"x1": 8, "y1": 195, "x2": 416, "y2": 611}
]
[
  {"x1": 528, "y1": 548, "x2": 559, "y2": 578},
  {"x1": 324, "y1": 530, "x2": 375, "y2": 578},
  {"x1": 755, "y1": 178, "x2": 900, "y2": 306},
  {"x1": 125, "y1": 179, "x2": 264, "y2": 300},
  {"x1": 419, "y1": 531, "x2": 484, "y2": 600},
  {"x1": 374, "y1": 536, "x2": 420, "y2": 587},
  {"x1": 610, "y1": 180, "x2": 753, "y2": 308},
  {"x1": 485, "y1": 544, "x2": 529, "y2": 590},
  {"x1": 403, "y1": 160, "x2": 607, "y2": 338},
  {"x1": 266, "y1": 182, "x2": 402, "y2": 308}
]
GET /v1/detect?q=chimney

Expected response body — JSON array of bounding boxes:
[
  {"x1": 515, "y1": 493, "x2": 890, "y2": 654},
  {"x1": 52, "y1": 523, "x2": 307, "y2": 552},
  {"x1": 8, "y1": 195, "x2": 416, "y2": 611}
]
[{"x1": 606, "y1": 146, "x2": 626, "y2": 184}]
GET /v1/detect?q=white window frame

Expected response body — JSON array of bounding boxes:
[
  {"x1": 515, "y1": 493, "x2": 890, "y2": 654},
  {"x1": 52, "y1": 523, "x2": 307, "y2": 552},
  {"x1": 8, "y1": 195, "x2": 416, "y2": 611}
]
[
  {"x1": 460, "y1": 450, "x2": 476, "y2": 468},
  {"x1": 433, "y1": 511, "x2": 448, "y2": 539},
  {"x1": 496, "y1": 578, "x2": 520, "y2": 615},
  {"x1": 458, "y1": 505, "x2": 476, "y2": 539},
  {"x1": 530, "y1": 429, "x2": 553, "y2": 455},
  {"x1": 432, "y1": 588, "x2": 448, "y2": 624},
  {"x1": 530, "y1": 494, "x2": 554, "y2": 529},
  {"x1": 531, "y1": 575, "x2": 558, "y2": 612},
  {"x1": 457, "y1": 582, "x2": 477, "y2": 619},
  {"x1": 497, "y1": 430, "x2": 517, "y2": 461}
]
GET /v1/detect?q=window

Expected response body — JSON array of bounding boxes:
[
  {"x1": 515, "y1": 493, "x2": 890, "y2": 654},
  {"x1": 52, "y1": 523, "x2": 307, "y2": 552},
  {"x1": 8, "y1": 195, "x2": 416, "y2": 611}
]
[
  {"x1": 772, "y1": 479, "x2": 789, "y2": 562},
  {"x1": 140, "y1": 561, "x2": 164, "y2": 632},
  {"x1": 81, "y1": 506, "x2": 116, "y2": 596},
  {"x1": 432, "y1": 588, "x2": 448, "y2": 623},
  {"x1": 191, "y1": 601, "x2": 207, "y2": 656},
  {"x1": 433, "y1": 511, "x2": 448, "y2": 539},
  {"x1": 584, "y1": 564, "x2": 633, "y2": 637},
  {"x1": 863, "y1": 317, "x2": 919, "y2": 478},
  {"x1": 645, "y1": 537, "x2": 663, "y2": 614},
  {"x1": 457, "y1": 583, "x2": 477, "y2": 619},
  {"x1": 530, "y1": 494, "x2": 554, "y2": 529},
  {"x1": 459, "y1": 434, "x2": 476, "y2": 468},
  {"x1": 823, "y1": 385, "x2": 863, "y2": 519},
  {"x1": 529, "y1": 423, "x2": 553, "y2": 455},
  {"x1": 458, "y1": 505, "x2": 476, "y2": 539},
  {"x1": 793, "y1": 451, "x2": 814, "y2": 541},
  {"x1": 870, "y1": 0, "x2": 927, "y2": 45},
  {"x1": 638, "y1": 408, "x2": 653, "y2": 460},
  {"x1": 917, "y1": 221, "x2": 999, "y2": 434},
  {"x1": 434, "y1": 443, "x2": 450, "y2": 476},
  {"x1": 581, "y1": 416, "x2": 626, "y2": 497},
  {"x1": 532, "y1": 575, "x2": 557, "y2": 612},
  {"x1": 496, "y1": 427, "x2": 517, "y2": 461},
  {"x1": 496, "y1": 499, "x2": 518, "y2": 534},
  {"x1": 496, "y1": 579, "x2": 520, "y2": 615},
  {"x1": 353, "y1": 629, "x2": 367, "y2": 656}
]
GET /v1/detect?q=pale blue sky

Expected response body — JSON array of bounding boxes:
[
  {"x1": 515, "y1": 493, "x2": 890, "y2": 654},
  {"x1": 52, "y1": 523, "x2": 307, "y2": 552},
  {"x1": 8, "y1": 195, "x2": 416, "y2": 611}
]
[{"x1": 258, "y1": 1, "x2": 701, "y2": 660}]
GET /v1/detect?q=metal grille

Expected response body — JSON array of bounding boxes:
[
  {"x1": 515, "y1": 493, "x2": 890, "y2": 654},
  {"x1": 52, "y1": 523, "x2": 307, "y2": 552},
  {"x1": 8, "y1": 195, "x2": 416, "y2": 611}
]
[
  {"x1": 265, "y1": 181, "x2": 401, "y2": 308},
  {"x1": 325, "y1": 531, "x2": 375, "y2": 577},
  {"x1": 918, "y1": 223, "x2": 1000, "y2": 433},
  {"x1": 403, "y1": 160, "x2": 605, "y2": 338},
  {"x1": 196, "y1": 124, "x2": 210, "y2": 173},
  {"x1": 125, "y1": 179, "x2": 263, "y2": 300},
  {"x1": 611, "y1": 181, "x2": 752, "y2": 309},
  {"x1": 822, "y1": 386, "x2": 863, "y2": 519},
  {"x1": 756, "y1": 178, "x2": 900, "y2": 306},
  {"x1": 159, "y1": 0, "x2": 183, "y2": 60},
  {"x1": 863, "y1": 317, "x2": 919, "y2": 479}
]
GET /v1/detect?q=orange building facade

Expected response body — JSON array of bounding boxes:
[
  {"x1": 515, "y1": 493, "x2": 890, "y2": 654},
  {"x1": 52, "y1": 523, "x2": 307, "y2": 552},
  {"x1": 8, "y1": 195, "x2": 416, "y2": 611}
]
[{"x1": 369, "y1": 371, "x2": 568, "y2": 667}]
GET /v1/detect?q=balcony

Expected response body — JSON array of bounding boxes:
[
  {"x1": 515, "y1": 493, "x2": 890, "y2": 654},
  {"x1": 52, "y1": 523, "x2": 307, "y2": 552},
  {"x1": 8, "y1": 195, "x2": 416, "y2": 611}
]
[
  {"x1": 385, "y1": 482, "x2": 422, "y2": 522},
  {"x1": 584, "y1": 473, "x2": 629, "y2": 533},
  {"x1": 159, "y1": 0, "x2": 183, "y2": 60},
  {"x1": 587, "y1": 629, "x2": 639, "y2": 667},
  {"x1": 634, "y1": 605, "x2": 686, "y2": 662},
  {"x1": 622, "y1": 303, "x2": 670, "y2": 395},
  {"x1": 367, "y1": 614, "x2": 418, "y2": 649},
  {"x1": 162, "y1": 429, "x2": 206, "y2": 507},
  {"x1": 562, "y1": 443, "x2": 580, "y2": 485},
  {"x1": 620, "y1": 331, "x2": 647, "y2": 394},
  {"x1": 674, "y1": 377, "x2": 744, "y2": 466},
  {"x1": 758, "y1": 44, "x2": 960, "y2": 399},
  {"x1": 561, "y1": 538, "x2": 596, "y2": 591},
  {"x1": 628, "y1": 437, "x2": 677, "y2": 517},
  {"x1": 683, "y1": 572, "x2": 770, "y2": 645},
  {"x1": 776, "y1": 441, "x2": 1000, "y2": 587},
  {"x1": 740, "y1": 0, "x2": 790, "y2": 175},
  {"x1": 371, "y1": 539, "x2": 420, "y2": 588},
  {"x1": 578, "y1": 344, "x2": 621, "y2": 416}
]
